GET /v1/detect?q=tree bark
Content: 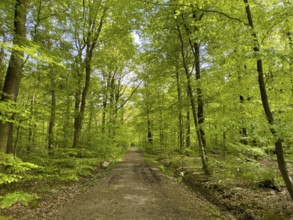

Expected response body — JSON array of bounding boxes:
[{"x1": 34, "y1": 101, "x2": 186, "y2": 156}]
[
  {"x1": 72, "y1": 57, "x2": 92, "y2": 148},
  {"x1": 186, "y1": 88, "x2": 191, "y2": 148},
  {"x1": 175, "y1": 65, "x2": 184, "y2": 151},
  {"x1": 101, "y1": 98, "x2": 107, "y2": 134},
  {"x1": 239, "y1": 95, "x2": 248, "y2": 145},
  {"x1": 147, "y1": 117, "x2": 153, "y2": 145},
  {"x1": 288, "y1": 32, "x2": 293, "y2": 94},
  {"x1": 48, "y1": 82, "x2": 56, "y2": 153},
  {"x1": 0, "y1": 47, "x2": 5, "y2": 91},
  {"x1": 193, "y1": 40, "x2": 207, "y2": 150},
  {"x1": 72, "y1": 67, "x2": 82, "y2": 148},
  {"x1": 0, "y1": 0, "x2": 28, "y2": 153},
  {"x1": 72, "y1": 7, "x2": 106, "y2": 148},
  {"x1": 27, "y1": 94, "x2": 35, "y2": 153},
  {"x1": 177, "y1": 23, "x2": 209, "y2": 175},
  {"x1": 244, "y1": 0, "x2": 293, "y2": 200}
]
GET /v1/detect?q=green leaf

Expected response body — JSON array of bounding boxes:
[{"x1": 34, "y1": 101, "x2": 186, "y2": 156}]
[{"x1": 0, "y1": 192, "x2": 39, "y2": 209}]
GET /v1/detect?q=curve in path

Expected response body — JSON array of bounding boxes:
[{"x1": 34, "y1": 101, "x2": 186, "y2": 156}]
[{"x1": 54, "y1": 148, "x2": 229, "y2": 220}]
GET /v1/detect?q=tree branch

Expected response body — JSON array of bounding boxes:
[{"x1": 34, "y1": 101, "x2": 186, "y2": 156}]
[
  {"x1": 116, "y1": 81, "x2": 143, "y2": 111},
  {"x1": 200, "y1": 9, "x2": 248, "y2": 25}
]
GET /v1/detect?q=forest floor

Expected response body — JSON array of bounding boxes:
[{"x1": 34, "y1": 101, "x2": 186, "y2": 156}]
[
  {"x1": 2, "y1": 148, "x2": 234, "y2": 220},
  {"x1": 2, "y1": 148, "x2": 293, "y2": 220},
  {"x1": 147, "y1": 152, "x2": 293, "y2": 220}
]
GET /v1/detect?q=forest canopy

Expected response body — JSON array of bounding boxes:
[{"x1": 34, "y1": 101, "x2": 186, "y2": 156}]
[{"x1": 0, "y1": 0, "x2": 293, "y2": 211}]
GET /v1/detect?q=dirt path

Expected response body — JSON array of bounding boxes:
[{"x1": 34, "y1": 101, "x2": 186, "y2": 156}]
[{"x1": 50, "y1": 148, "x2": 232, "y2": 220}]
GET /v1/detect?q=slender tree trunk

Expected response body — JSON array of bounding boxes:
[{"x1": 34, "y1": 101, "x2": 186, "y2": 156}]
[
  {"x1": 177, "y1": 24, "x2": 209, "y2": 174},
  {"x1": 63, "y1": 94, "x2": 71, "y2": 147},
  {"x1": 14, "y1": 124, "x2": 21, "y2": 156},
  {"x1": 87, "y1": 98, "x2": 94, "y2": 131},
  {"x1": 159, "y1": 115, "x2": 165, "y2": 149},
  {"x1": 102, "y1": 99, "x2": 107, "y2": 134},
  {"x1": 73, "y1": 60, "x2": 91, "y2": 148},
  {"x1": 146, "y1": 102, "x2": 153, "y2": 145},
  {"x1": 288, "y1": 32, "x2": 293, "y2": 94},
  {"x1": 239, "y1": 67, "x2": 249, "y2": 144},
  {"x1": 27, "y1": 94, "x2": 35, "y2": 153},
  {"x1": 0, "y1": 0, "x2": 28, "y2": 153},
  {"x1": 175, "y1": 66, "x2": 184, "y2": 151},
  {"x1": 147, "y1": 117, "x2": 153, "y2": 145},
  {"x1": 239, "y1": 95, "x2": 248, "y2": 145},
  {"x1": 72, "y1": 76, "x2": 82, "y2": 148},
  {"x1": 193, "y1": 40, "x2": 207, "y2": 150},
  {"x1": 108, "y1": 75, "x2": 115, "y2": 139},
  {"x1": 0, "y1": 47, "x2": 5, "y2": 91},
  {"x1": 48, "y1": 85, "x2": 56, "y2": 153},
  {"x1": 181, "y1": 10, "x2": 208, "y2": 164},
  {"x1": 186, "y1": 74, "x2": 209, "y2": 174},
  {"x1": 244, "y1": 0, "x2": 293, "y2": 200},
  {"x1": 183, "y1": 10, "x2": 207, "y2": 151},
  {"x1": 186, "y1": 91, "x2": 191, "y2": 148},
  {"x1": 72, "y1": 7, "x2": 106, "y2": 148}
]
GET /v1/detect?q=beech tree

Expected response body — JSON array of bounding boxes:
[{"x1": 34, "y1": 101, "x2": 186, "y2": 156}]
[
  {"x1": 1, "y1": 0, "x2": 293, "y2": 206},
  {"x1": 243, "y1": 0, "x2": 293, "y2": 200},
  {"x1": 0, "y1": 0, "x2": 29, "y2": 153}
]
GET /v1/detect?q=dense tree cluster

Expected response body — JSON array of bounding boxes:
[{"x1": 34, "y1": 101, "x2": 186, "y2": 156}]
[{"x1": 0, "y1": 0, "x2": 293, "y2": 202}]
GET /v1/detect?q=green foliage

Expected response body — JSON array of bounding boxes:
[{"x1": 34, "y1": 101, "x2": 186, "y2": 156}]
[
  {"x1": 144, "y1": 154, "x2": 175, "y2": 176},
  {"x1": 0, "y1": 153, "x2": 39, "y2": 185},
  {"x1": 0, "y1": 100, "x2": 31, "y2": 126},
  {"x1": 0, "y1": 192, "x2": 39, "y2": 209},
  {"x1": 0, "y1": 41, "x2": 64, "y2": 68},
  {"x1": 226, "y1": 143, "x2": 267, "y2": 159},
  {"x1": 20, "y1": 146, "x2": 127, "y2": 185},
  {"x1": 24, "y1": 149, "x2": 100, "y2": 183},
  {"x1": 0, "y1": 216, "x2": 11, "y2": 220},
  {"x1": 209, "y1": 155, "x2": 277, "y2": 185},
  {"x1": 1, "y1": 0, "x2": 293, "y2": 211}
]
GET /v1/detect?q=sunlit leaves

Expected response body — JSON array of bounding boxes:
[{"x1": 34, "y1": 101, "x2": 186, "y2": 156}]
[
  {"x1": 0, "y1": 192, "x2": 39, "y2": 209},
  {"x1": 0, "y1": 41, "x2": 64, "y2": 68}
]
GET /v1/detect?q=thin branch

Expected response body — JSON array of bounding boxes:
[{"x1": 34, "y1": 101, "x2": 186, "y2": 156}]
[
  {"x1": 116, "y1": 81, "x2": 143, "y2": 111},
  {"x1": 38, "y1": 7, "x2": 70, "y2": 21},
  {"x1": 139, "y1": 0, "x2": 191, "y2": 8},
  {"x1": 200, "y1": 9, "x2": 248, "y2": 25}
]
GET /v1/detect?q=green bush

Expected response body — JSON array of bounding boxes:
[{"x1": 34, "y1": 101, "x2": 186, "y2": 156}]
[
  {"x1": 0, "y1": 153, "x2": 39, "y2": 185},
  {"x1": 0, "y1": 192, "x2": 39, "y2": 209}
]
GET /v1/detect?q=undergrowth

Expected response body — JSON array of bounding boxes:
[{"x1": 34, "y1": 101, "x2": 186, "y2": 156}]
[
  {"x1": 144, "y1": 143, "x2": 282, "y2": 188},
  {"x1": 0, "y1": 146, "x2": 127, "y2": 210}
]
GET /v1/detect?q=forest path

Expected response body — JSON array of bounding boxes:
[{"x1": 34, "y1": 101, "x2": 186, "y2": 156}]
[{"x1": 52, "y1": 148, "x2": 231, "y2": 220}]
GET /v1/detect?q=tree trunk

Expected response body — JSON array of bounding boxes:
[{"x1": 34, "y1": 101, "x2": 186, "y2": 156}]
[
  {"x1": 63, "y1": 94, "x2": 72, "y2": 147},
  {"x1": 101, "y1": 100, "x2": 107, "y2": 134},
  {"x1": 193, "y1": 40, "x2": 207, "y2": 150},
  {"x1": 175, "y1": 66, "x2": 184, "y2": 151},
  {"x1": 186, "y1": 112, "x2": 191, "y2": 148},
  {"x1": 0, "y1": 0, "x2": 28, "y2": 153},
  {"x1": 72, "y1": 61, "x2": 91, "y2": 148},
  {"x1": 288, "y1": 32, "x2": 293, "y2": 94},
  {"x1": 239, "y1": 95, "x2": 248, "y2": 145},
  {"x1": 87, "y1": 98, "x2": 94, "y2": 131},
  {"x1": 72, "y1": 7, "x2": 106, "y2": 148},
  {"x1": 181, "y1": 10, "x2": 208, "y2": 171},
  {"x1": 147, "y1": 118, "x2": 153, "y2": 145},
  {"x1": 27, "y1": 94, "x2": 35, "y2": 153},
  {"x1": 48, "y1": 85, "x2": 56, "y2": 153},
  {"x1": 72, "y1": 77, "x2": 82, "y2": 148},
  {"x1": 0, "y1": 47, "x2": 5, "y2": 91},
  {"x1": 177, "y1": 24, "x2": 209, "y2": 175},
  {"x1": 186, "y1": 92, "x2": 191, "y2": 148},
  {"x1": 147, "y1": 103, "x2": 153, "y2": 145},
  {"x1": 244, "y1": 0, "x2": 293, "y2": 200}
]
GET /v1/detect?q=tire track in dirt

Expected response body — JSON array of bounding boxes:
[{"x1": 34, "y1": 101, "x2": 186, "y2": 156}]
[{"x1": 50, "y1": 148, "x2": 233, "y2": 220}]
